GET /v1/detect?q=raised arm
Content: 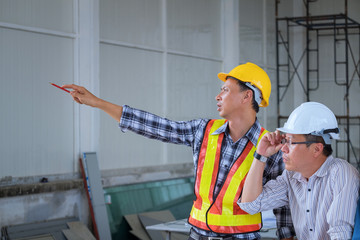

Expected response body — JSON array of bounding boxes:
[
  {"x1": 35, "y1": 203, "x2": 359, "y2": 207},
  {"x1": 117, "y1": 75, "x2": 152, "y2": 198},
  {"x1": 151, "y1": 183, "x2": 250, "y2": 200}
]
[
  {"x1": 62, "y1": 84, "x2": 123, "y2": 122},
  {"x1": 241, "y1": 131, "x2": 284, "y2": 203}
]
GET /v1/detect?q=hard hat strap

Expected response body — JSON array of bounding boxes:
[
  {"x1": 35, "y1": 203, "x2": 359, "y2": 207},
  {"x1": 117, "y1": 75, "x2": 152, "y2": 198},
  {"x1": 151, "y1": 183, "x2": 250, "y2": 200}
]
[
  {"x1": 323, "y1": 128, "x2": 339, "y2": 134},
  {"x1": 244, "y1": 82, "x2": 262, "y2": 106},
  {"x1": 310, "y1": 128, "x2": 339, "y2": 145}
]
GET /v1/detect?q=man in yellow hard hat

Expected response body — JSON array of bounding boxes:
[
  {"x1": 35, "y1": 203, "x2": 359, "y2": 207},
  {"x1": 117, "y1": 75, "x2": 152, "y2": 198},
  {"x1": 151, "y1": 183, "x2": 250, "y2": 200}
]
[{"x1": 62, "y1": 62, "x2": 295, "y2": 240}]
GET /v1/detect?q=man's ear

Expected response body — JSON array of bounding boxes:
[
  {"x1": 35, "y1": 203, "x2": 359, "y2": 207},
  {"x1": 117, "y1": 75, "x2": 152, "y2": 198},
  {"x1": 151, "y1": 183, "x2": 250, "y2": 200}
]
[
  {"x1": 313, "y1": 143, "x2": 324, "y2": 157},
  {"x1": 243, "y1": 89, "x2": 253, "y2": 103}
]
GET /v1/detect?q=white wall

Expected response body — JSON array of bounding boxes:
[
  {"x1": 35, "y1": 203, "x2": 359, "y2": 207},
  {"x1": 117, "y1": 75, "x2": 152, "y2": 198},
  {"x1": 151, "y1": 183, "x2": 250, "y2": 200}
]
[
  {"x1": 0, "y1": 0, "x2": 241, "y2": 178},
  {"x1": 1, "y1": 0, "x2": 358, "y2": 181},
  {"x1": 0, "y1": 0, "x2": 76, "y2": 178}
]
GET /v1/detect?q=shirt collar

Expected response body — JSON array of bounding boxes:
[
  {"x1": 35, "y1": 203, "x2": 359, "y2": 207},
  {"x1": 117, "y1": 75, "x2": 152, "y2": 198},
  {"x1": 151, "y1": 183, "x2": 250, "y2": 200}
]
[
  {"x1": 291, "y1": 172, "x2": 306, "y2": 182},
  {"x1": 312, "y1": 155, "x2": 334, "y2": 178},
  {"x1": 211, "y1": 118, "x2": 262, "y2": 146}
]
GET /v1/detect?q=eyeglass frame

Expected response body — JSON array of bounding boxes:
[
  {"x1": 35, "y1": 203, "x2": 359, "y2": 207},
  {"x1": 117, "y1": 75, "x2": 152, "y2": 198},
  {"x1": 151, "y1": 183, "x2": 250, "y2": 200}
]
[{"x1": 281, "y1": 138, "x2": 321, "y2": 149}]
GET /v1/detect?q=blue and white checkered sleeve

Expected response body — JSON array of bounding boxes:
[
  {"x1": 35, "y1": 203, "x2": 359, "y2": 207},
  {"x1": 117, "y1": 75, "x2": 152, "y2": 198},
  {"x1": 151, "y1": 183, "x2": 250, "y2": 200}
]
[{"x1": 119, "y1": 105, "x2": 205, "y2": 146}]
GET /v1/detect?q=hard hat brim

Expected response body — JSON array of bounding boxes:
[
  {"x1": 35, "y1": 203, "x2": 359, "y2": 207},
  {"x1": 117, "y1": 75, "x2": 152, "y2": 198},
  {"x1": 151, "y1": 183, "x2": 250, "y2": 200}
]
[
  {"x1": 218, "y1": 72, "x2": 228, "y2": 82},
  {"x1": 276, "y1": 127, "x2": 305, "y2": 135},
  {"x1": 277, "y1": 127, "x2": 340, "y2": 140}
]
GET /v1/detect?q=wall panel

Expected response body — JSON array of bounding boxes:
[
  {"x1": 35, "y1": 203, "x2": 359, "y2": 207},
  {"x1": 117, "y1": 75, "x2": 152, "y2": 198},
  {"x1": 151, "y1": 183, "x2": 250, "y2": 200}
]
[
  {"x1": 0, "y1": 0, "x2": 74, "y2": 33},
  {"x1": 0, "y1": 28, "x2": 74, "y2": 177},
  {"x1": 167, "y1": 0, "x2": 221, "y2": 58},
  {"x1": 166, "y1": 54, "x2": 221, "y2": 120},
  {"x1": 99, "y1": 44, "x2": 164, "y2": 169},
  {"x1": 100, "y1": 0, "x2": 162, "y2": 48}
]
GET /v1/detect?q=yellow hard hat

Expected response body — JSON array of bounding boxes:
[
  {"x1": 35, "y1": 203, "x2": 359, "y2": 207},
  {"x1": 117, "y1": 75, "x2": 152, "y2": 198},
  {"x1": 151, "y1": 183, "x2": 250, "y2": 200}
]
[{"x1": 217, "y1": 62, "x2": 271, "y2": 107}]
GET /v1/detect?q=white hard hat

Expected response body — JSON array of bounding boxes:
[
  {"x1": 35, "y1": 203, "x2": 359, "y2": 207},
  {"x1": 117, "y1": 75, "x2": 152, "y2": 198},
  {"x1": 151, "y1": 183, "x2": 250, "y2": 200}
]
[{"x1": 277, "y1": 102, "x2": 339, "y2": 144}]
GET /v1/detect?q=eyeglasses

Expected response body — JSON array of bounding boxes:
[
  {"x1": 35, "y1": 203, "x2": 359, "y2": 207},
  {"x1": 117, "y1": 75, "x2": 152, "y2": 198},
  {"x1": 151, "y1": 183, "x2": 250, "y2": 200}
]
[{"x1": 281, "y1": 138, "x2": 320, "y2": 150}]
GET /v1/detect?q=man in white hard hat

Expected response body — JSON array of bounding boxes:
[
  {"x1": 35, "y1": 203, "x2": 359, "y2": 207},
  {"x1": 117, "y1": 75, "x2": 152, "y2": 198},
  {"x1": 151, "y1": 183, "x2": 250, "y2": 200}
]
[
  {"x1": 62, "y1": 63, "x2": 295, "y2": 240},
  {"x1": 239, "y1": 102, "x2": 360, "y2": 240}
]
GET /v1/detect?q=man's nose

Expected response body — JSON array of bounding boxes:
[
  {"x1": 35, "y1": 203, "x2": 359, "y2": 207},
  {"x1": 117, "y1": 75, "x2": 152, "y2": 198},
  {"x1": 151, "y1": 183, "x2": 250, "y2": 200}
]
[
  {"x1": 281, "y1": 144, "x2": 289, "y2": 153},
  {"x1": 215, "y1": 93, "x2": 221, "y2": 101}
]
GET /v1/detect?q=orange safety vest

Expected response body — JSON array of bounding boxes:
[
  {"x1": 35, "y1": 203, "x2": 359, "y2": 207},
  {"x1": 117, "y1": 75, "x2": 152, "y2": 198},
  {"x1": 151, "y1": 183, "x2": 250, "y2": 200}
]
[{"x1": 188, "y1": 119, "x2": 267, "y2": 234}]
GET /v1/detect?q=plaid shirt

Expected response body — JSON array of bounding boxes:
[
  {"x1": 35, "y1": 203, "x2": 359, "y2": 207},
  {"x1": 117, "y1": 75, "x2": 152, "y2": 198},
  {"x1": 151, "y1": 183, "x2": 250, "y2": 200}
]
[{"x1": 119, "y1": 105, "x2": 295, "y2": 239}]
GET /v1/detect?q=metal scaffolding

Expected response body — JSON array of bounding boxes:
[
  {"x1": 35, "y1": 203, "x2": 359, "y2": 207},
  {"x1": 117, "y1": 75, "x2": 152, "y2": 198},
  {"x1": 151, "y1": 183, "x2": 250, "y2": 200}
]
[{"x1": 275, "y1": 0, "x2": 360, "y2": 168}]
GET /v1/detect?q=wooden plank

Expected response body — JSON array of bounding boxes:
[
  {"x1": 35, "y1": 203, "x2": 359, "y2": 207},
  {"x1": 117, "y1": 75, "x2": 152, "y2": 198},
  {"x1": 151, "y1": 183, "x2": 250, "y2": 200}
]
[
  {"x1": 62, "y1": 229, "x2": 83, "y2": 240},
  {"x1": 9, "y1": 226, "x2": 66, "y2": 239},
  {"x1": 139, "y1": 210, "x2": 175, "y2": 222},
  {"x1": 13, "y1": 234, "x2": 55, "y2": 240},
  {"x1": 124, "y1": 214, "x2": 151, "y2": 240},
  {"x1": 7, "y1": 217, "x2": 77, "y2": 234},
  {"x1": 51, "y1": 231, "x2": 67, "y2": 240},
  {"x1": 138, "y1": 215, "x2": 165, "y2": 240},
  {"x1": 130, "y1": 230, "x2": 151, "y2": 240},
  {"x1": 140, "y1": 212, "x2": 188, "y2": 240},
  {"x1": 67, "y1": 221, "x2": 96, "y2": 240}
]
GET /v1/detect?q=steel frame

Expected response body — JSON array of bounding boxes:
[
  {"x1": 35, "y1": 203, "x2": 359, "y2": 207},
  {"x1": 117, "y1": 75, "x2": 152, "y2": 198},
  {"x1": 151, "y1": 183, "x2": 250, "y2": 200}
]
[{"x1": 275, "y1": 0, "x2": 360, "y2": 167}]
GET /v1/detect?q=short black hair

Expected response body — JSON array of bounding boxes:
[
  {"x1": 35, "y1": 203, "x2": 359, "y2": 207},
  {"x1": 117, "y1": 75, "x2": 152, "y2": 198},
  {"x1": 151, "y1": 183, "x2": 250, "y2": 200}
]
[
  {"x1": 304, "y1": 134, "x2": 333, "y2": 156},
  {"x1": 227, "y1": 77, "x2": 259, "y2": 113}
]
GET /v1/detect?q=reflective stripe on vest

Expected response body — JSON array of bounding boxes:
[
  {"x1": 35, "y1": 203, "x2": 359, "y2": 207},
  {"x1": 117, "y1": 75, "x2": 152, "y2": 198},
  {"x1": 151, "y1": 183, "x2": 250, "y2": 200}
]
[{"x1": 188, "y1": 119, "x2": 268, "y2": 234}]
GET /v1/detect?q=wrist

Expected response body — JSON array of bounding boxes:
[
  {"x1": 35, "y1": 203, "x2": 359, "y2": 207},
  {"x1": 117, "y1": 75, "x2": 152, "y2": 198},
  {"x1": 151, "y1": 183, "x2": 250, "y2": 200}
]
[
  {"x1": 253, "y1": 151, "x2": 268, "y2": 163},
  {"x1": 94, "y1": 97, "x2": 106, "y2": 108}
]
